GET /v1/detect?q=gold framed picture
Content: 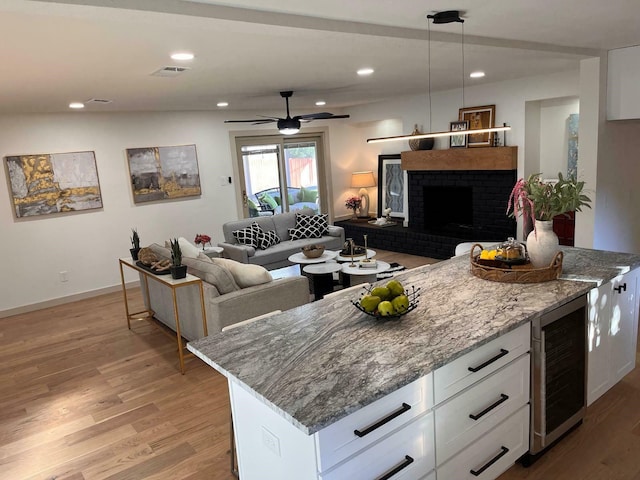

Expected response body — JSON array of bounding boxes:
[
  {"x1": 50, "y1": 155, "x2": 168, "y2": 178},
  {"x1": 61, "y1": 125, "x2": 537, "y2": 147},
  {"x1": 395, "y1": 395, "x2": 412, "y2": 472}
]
[{"x1": 458, "y1": 105, "x2": 496, "y2": 148}]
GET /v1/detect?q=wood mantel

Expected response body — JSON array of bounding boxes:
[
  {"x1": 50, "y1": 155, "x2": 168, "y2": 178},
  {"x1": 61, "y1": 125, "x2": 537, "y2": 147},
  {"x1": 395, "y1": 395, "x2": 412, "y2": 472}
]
[{"x1": 401, "y1": 146, "x2": 517, "y2": 171}]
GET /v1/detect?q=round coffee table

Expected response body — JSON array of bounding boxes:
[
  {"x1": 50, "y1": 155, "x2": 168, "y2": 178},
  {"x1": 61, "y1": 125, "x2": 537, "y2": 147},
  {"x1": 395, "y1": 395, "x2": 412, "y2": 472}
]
[
  {"x1": 335, "y1": 249, "x2": 376, "y2": 263},
  {"x1": 288, "y1": 250, "x2": 339, "y2": 265},
  {"x1": 341, "y1": 260, "x2": 391, "y2": 287},
  {"x1": 302, "y1": 262, "x2": 343, "y2": 300}
]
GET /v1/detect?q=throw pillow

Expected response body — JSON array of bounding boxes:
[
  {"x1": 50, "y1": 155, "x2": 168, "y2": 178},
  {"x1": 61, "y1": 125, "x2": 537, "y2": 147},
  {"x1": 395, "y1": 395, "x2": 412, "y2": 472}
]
[
  {"x1": 247, "y1": 222, "x2": 281, "y2": 250},
  {"x1": 289, "y1": 226, "x2": 322, "y2": 240},
  {"x1": 182, "y1": 257, "x2": 240, "y2": 294},
  {"x1": 178, "y1": 237, "x2": 201, "y2": 259},
  {"x1": 289, "y1": 213, "x2": 328, "y2": 239},
  {"x1": 258, "y1": 192, "x2": 278, "y2": 210},
  {"x1": 211, "y1": 258, "x2": 273, "y2": 288},
  {"x1": 233, "y1": 226, "x2": 260, "y2": 248}
]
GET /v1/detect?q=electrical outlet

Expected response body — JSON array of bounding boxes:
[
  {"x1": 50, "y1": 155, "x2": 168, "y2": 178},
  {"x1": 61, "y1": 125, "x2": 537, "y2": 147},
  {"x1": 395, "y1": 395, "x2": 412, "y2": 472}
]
[
  {"x1": 59, "y1": 271, "x2": 68, "y2": 282},
  {"x1": 261, "y1": 426, "x2": 281, "y2": 457}
]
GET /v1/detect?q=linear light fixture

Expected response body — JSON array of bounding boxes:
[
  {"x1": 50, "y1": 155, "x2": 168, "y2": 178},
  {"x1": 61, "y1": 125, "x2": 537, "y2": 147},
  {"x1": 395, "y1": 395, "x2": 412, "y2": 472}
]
[{"x1": 367, "y1": 125, "x2": 511, "y2": 144}]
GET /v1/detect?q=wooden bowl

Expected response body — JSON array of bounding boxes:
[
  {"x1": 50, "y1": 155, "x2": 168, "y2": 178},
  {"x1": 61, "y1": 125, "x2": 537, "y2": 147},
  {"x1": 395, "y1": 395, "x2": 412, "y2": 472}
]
[{"x1": 301, "y1": 245, "x2": 325, "y2": 258}]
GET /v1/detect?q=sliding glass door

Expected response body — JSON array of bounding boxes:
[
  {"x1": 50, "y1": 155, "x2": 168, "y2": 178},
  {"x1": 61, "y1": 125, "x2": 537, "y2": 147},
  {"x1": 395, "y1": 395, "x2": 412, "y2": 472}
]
[{"x1": 236, "y1": 135, "x2": 325, "y2": 218}]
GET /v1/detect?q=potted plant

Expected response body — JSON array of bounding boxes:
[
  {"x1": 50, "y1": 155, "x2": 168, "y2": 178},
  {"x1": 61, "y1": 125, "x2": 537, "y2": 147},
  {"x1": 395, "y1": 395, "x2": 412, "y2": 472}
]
[
  {"x1": 169, "y1": 238, "x2": 187, "y2": 279},
  {"x1": 507, "y1": 172, "x2": 591, "y2": 267},
  {"x1": 130, "y1": 228, "x2": 141, "y2": 261},
  {"x1": 194, "y1": 233, "x2": 212, "y2": 250}
]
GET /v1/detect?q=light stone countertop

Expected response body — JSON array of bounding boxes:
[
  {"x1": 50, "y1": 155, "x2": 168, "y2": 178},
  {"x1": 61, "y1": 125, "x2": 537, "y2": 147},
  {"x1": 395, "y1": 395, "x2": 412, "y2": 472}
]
[{"x1": 188, "y1": 246, "x2": 640, "y2": 435}]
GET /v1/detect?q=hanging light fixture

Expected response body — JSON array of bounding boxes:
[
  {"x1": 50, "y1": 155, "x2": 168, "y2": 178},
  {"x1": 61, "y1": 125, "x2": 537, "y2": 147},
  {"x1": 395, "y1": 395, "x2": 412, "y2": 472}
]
[{"x1": 366, "y1": 10, "x2": 510, "y2": 145}]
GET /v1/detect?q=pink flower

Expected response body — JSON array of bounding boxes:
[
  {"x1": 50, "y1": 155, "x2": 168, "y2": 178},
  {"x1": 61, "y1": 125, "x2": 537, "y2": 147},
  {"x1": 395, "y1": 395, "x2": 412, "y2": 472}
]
[{"x1": 345, "y1": 196, "x2": 362, "y2": 210}]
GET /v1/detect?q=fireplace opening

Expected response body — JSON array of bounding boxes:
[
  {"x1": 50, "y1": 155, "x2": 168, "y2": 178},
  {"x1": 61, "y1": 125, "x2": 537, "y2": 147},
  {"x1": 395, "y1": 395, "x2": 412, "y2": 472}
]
[{"x1": 423, "y1": 186, "x2": 473, "y2": 234}]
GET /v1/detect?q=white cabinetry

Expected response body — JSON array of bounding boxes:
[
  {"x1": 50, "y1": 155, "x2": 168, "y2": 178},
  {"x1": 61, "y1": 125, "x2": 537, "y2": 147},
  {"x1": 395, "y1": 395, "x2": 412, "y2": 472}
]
[
  {"x1": 587, "y1": 269, "x2": 640, "y2": 405},
  {"x1": 607, "y1": 46, "x2": 640, "y2": 120}
]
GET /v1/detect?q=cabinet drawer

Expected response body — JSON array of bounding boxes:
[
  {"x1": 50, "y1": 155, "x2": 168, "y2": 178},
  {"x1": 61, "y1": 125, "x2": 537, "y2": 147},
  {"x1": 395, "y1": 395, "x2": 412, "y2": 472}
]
[
  {"x1": 434, "y1": 323, "x2": 530, "y2": 404},
  {"x1": 315, "y1": 374, "x2": 433, "y2": 472},
  {"x1": 435, "y1": 354, "x2": 530, "y2": 465},
  {"x1": 437, "y1": 406, "x2": 529, "y2": 480},
  {"x1": 320, "y1": 412, "x2": 435, "y2": 480}
]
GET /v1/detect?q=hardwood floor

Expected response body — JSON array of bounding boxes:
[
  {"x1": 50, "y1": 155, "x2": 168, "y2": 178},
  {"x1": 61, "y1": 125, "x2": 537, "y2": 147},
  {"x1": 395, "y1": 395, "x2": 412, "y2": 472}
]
[{"x1": 1, "y1": 251, "x2": 639, "y2": 479}]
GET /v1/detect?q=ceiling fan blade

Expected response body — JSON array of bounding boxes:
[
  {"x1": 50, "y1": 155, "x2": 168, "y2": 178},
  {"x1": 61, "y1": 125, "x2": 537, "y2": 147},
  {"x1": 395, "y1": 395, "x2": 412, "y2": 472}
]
[
  {"x1": 296, "y1": 112, "x2": 351, "y2": 120},
  {"x1": 224, "y1": 118, "x2": 277, "y2": 124}
]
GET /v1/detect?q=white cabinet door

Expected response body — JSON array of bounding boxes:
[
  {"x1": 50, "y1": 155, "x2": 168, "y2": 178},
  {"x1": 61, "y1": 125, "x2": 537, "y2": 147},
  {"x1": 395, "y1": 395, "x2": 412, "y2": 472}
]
[
  {"x1": 610, "y1": 269, "x2": 640, "y2": 383},
  {"x1": 587, "y1": 269, "x2": 640, "y2": 406}
]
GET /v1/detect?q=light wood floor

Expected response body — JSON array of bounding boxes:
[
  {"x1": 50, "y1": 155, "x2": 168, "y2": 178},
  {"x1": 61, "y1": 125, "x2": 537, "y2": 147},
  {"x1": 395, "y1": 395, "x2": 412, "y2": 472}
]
[{"x1": 1, "y1": 251, "x2": 639, "y2": 480}]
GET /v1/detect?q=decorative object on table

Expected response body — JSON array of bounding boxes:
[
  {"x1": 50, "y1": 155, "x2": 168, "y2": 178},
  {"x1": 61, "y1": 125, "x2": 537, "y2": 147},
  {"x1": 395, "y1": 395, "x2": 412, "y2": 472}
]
[
  {"x1": 350, "y1": 171, "x2": 376, "y2": 218},
  {"x1": 169, "y1": 238, "x2": 187, "y2": 279},
  {"x1": 135, "y1": 247, "x2": 171, "y2": 274},
  {"x1": 377, "y1": 154, "x2": 408, "y2": 220},
  {"x1": 5, "y1": 151, "x2": 102, "y2": 218},
  {"x1": 194, "y1": 233, "x2": 212, "y2": 250},
  {"x1": 408, "y1": 124, "x2": 435, "y2": 151},
  {"x1": 495, "y1": 237, "x2": 528, "y2": 265},
  {"x1": 459, "y1": 105, "x2": 496, "y2": 148},
  {"x1": 351, "y1": 281, "x2": 421, "y2": 320},
  {"x1": 361, "y1": 235, "x2": 372, "y2": 263},
  {"x1": 450, "y1": 120, "x2": 469, "y2": 148},
  {"x1": 345, "y1": 195, "x2": 362, "y2": 219},
  {"x1": 365, "y1": 12, "x2": 511, "y2": 147},
  {"x1": 507, "y1": 172, "x2": 591, "y2": 268},
  {"x1": 126, "y1": 144, "x2": 201, "y2": 204},
  {"x1": 341, "y1": 238, "x2": 365, "y2": 256},
  {"x1": 130, "y1": 228, "x2": 141, "y2": 260},
  {"x1": 470, "y1": 243, "x2": 563, "y2": 283},
  {"x1": 301, "y1": 244, "x2": 325, "y2": 258}
]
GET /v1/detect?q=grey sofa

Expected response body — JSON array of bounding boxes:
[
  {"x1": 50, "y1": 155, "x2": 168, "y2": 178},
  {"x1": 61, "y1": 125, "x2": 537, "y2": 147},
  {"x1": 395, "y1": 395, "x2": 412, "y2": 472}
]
[
  {"x1": 219, "y1": 208, "x2": 345, "y2": 270},
  {"x1": 139, "y1": 243, "x2": 309, "y2": 338}
]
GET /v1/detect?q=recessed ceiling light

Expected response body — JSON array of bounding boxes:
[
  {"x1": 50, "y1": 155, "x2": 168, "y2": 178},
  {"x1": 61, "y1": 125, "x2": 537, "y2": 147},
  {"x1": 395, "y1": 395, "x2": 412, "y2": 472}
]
[
  {"x1": 357, "y1": 68, "x2": 374, "y2": 76},
  {"x1": 69, "y1": 102, "x2": 85, "y2": 109},
  {"x1": 217, "y1": 102, "x2": 229, "y2": 107},
  {"x1": 170, "y1": 52, "x2": 194, "y2": 61},
  {"x1": 470, "y1": 71, "x2": 485, "y2": 78},
  {"x1": 315, "y1": 100, "x2": 326, "y2": 106}
]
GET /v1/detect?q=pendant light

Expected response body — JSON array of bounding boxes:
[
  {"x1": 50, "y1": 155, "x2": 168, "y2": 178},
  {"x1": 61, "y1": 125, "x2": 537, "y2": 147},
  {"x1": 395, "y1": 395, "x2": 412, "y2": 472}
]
[{"x1": 366, "y1": 10, "x2": 510, "y2": 145}]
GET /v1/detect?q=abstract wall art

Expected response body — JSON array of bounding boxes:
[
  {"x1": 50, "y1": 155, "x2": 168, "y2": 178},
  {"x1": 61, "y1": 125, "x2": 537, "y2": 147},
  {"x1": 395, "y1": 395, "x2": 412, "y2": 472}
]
[
  {"x1": 5, "y1": 151, "x2": 102, "y2": 218},
  {"x1": 126, "y1": 144, "x2": 201, "y2": 204},
  {"x1": 377, "y1": 154, "x2": 408, "y2": 219}
]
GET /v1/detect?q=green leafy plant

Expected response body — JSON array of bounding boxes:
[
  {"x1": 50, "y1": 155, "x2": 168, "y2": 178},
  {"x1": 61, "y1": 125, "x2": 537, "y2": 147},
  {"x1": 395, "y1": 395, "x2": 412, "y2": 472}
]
[
  {"x1": 507, "y1": 172, "x2": 592, "y2": 226},
  {"x1": 130, "y1": 228, "x2": 140, "y2": 249},
  {"x1": 169, "y1": 238, "x2": 182, "y2": 267}
]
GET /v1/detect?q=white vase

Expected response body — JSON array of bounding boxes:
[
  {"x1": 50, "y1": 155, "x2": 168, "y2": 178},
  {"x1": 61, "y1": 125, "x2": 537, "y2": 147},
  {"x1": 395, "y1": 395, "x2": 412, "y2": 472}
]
[{"x1": 526, "y1": 220, "x2": 559, "y2": 268}]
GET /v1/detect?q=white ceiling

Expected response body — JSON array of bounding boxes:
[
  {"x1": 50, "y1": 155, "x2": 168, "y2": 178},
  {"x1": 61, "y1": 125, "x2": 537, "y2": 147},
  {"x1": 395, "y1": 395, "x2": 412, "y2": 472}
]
[{"x1": 1, "y1": 0, "x2": 639, "y2": 115}]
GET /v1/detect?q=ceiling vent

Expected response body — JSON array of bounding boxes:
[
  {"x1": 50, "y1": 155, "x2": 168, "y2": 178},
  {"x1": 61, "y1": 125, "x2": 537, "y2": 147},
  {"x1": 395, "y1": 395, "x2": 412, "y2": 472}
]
[
  {"x1": 86, "y1": 98, "x2": 113, "y2": 104},
  {"x1": 151, "y1": 66, "x2": 191, "y2": 77}
]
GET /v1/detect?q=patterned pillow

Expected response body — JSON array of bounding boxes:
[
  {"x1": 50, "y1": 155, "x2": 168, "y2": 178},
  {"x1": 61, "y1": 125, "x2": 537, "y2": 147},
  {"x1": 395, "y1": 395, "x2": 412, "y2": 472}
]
[
  {"x1": 256, "y1": 228, "x2": 281, "y2": 250},
  {"x1": 290, "y1": 213, "x2": 328, "y2": 240},
  {"x1": 232, "y1": 226, "x2": 260, "y2": 248},
  {"x1": 288, "y1": 226, "x2": 322, "y2": 240}
]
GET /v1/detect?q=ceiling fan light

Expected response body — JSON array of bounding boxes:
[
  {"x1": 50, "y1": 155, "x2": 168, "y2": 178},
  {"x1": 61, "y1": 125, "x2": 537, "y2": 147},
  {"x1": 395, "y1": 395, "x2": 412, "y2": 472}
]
[{"x1": 278, "y1": 118, "x2": 301, "y2": 135}]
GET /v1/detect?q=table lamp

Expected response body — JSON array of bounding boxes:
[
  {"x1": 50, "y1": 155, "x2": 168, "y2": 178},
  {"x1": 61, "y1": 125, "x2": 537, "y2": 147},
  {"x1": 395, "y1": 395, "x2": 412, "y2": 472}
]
[{"x1": 351, "y1": 171, "x2": 376, "y2": 218}]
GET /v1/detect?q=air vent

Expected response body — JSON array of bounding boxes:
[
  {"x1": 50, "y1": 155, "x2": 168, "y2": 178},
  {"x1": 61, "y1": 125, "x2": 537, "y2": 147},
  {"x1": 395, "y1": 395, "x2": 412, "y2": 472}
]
[
  {"x1": 151, "y1": 66, "x2": 191, "y2": 77},
  {"x1": 86, "y1": 98, "x2": 113, "y2": 104}
]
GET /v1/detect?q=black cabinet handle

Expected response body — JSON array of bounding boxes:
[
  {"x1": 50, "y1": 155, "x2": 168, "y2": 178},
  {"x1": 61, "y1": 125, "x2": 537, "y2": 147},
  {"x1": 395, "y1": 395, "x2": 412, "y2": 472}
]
[
  {"x1": 469, "y1": 394, "x2": 509, "y2": 421},
  {"x1": 377, "y1": 455, "x2": 414, "y2": 480},
  {"x1": 468, "y1": 349, "x2": 509, "y2": 373},
  {"x1": 354, "y1": 403, "x2": 411, "y2": 437},
  {"x1": 470, "y1": 446, "x2": 509, "y2": 476},
  {"x1": 614, "y1": 283, "x2": 627, "y2": 294}
]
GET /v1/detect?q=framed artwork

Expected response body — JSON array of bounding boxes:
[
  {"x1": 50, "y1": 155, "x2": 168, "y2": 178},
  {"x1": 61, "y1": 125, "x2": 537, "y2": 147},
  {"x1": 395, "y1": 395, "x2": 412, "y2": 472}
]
[
  {"x1": 458, "y1": 104, "x2": 496, "y2": 148},
  {"x1": 377, "y1": 154, "x2": 408, "y2": 219},
  {"x1": 126, "y1": 144, "x2": 201, "y2": 204},
  {"x1": 449, "y1": 120, "x2": 468, "y2": 148},
  {"x1": 5, "y1": 151, "x2": 102, "y2": 218}
]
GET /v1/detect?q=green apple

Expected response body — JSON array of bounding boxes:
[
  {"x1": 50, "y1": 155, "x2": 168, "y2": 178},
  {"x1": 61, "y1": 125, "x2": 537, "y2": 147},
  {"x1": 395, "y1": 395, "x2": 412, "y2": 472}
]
[
  {"x1": 377, "y1": 300, "x2": 396, "y2": 316},
  {"x1": 359, "y1": 295, "x2": 381, "y2": 313},
  {"x1": 370, "y1": 286, "x2": 390, "y2": 301},
  {"x1": 391, "y1": 294, "x2": 410, "y2": 313},
  {"x1": 386, "y1": 280, "x2": 404, "y2": 298}
]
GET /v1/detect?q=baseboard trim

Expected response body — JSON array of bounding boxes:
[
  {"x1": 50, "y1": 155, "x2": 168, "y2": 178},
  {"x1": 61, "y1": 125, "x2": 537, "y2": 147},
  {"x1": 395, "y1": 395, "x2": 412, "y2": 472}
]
[{"x1": 0, "y1": 280, "x2": 140, "y2": 319}]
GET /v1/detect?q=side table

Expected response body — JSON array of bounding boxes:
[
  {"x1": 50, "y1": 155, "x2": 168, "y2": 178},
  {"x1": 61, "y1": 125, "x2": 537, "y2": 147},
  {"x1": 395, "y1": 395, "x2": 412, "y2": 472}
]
[
  {"x1": 341, "y1": 260, "x2": 391, "y2": 287},
  {"x1": 302, "y1": 263, "x2": 343, "y2": 300},
  {"x1": 118, "y1": 257, "x2": 208, "y2": 374},
  {"x1": 203, "y1": 246, "x2": 224, "y2": 258}
]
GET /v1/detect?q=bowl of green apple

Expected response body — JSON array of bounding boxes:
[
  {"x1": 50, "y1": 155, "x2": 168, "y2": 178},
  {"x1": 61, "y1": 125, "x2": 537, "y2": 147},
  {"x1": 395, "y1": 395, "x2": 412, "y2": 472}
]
[{"x1": 351, "y1": 280, "x2": 421, "y2": 320}]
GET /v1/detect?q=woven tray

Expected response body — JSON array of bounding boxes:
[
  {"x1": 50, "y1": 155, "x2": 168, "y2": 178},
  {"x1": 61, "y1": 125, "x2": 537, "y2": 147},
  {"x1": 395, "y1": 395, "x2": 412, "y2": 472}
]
[{"x1": 469, "y1": 243, "x2": 563, "y2": 283}]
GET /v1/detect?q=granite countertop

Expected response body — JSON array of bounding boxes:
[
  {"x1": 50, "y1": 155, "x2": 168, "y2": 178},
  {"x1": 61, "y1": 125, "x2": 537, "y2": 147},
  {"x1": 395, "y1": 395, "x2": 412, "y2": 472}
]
[{"x1": 188, "y1": 247, "x2": 640, "y2": 435}]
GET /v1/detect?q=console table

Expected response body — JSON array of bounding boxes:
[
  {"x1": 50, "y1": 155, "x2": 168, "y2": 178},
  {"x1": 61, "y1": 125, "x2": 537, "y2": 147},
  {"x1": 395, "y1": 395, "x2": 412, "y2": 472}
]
[{"x1": 118, "y1": 257, "x2": 208, "y2": 374}]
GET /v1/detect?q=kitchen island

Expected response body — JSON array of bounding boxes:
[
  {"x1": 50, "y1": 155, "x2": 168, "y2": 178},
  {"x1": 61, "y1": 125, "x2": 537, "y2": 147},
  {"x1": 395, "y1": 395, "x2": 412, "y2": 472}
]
[{"x1": 188, "y1": 247, "x2": 640, "y2": 480}]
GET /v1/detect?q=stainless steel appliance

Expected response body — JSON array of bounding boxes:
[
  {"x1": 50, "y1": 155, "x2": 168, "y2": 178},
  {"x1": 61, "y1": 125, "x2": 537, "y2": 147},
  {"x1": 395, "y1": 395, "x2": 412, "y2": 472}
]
[{"x1": 527, "y1": 294, "x2": 588, "y2": 461}]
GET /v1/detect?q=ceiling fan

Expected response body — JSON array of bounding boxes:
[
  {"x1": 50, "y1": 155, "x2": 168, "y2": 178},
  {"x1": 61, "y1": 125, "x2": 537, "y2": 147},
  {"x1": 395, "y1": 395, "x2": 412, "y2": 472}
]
[{"x1": 224, "y1": 91, "x2": 350, "y2": 135}]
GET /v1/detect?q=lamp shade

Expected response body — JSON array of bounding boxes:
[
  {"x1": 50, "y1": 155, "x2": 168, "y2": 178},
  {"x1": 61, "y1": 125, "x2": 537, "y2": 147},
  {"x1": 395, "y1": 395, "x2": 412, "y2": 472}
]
[{"x1": 351, "y1": 171, "x2": 376, "y2": 188}]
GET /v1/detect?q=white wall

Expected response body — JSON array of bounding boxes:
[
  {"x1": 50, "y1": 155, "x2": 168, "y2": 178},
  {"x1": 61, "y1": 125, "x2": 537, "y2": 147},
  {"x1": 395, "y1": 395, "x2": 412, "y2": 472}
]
[{"x1": 539, "y1": 97, "x2": 580, "y2": 178}]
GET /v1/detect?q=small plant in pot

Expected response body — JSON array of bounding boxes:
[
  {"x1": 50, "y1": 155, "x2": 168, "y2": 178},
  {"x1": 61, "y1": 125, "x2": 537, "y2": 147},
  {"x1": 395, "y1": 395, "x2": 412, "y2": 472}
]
[
  {"x1": 169, "y1": 238, "x2": 187, "y2": 279},
  {"x1": 130, "y1": 228, "x2": 141, "y2": 260}
]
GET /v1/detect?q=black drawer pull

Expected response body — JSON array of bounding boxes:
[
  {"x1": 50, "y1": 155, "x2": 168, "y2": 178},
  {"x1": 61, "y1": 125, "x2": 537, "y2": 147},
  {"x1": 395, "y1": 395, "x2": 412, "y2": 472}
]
[
  {"x1": 614, "y1": 283, "x2": 627, "y2": 294},
  {"x1": 470, "y1": 446, "x2": 509, "y2": 476},
  {"x1": 376, "y1": 455, "x2": 414, "y2": 480},
  {"x1": 469, "y1": 394, "x2": 509, "y2": 421},
  {"x1": 468, "y1": 349, "x2": 509, "y2": 373},
  {"x1": 354, "y1": 403, "x2": 411, "y2": 437}
]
